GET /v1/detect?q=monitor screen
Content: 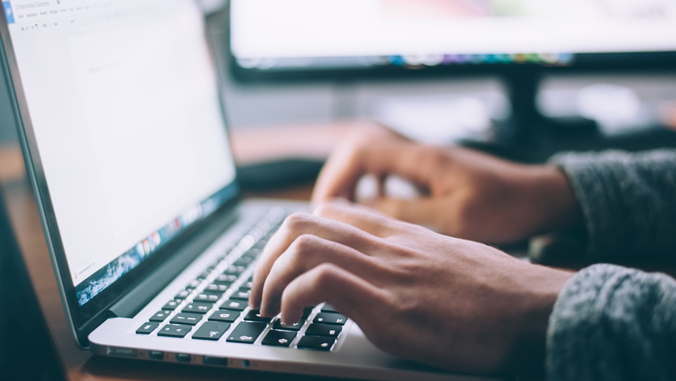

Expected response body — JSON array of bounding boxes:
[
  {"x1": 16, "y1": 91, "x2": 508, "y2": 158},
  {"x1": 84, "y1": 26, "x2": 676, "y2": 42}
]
[
  {"x1": 3, "y1": 0, "x2": 238, "y2": 306},
  {"x1": 230, "y1": 0, "x2": 676, "y2": 73}
]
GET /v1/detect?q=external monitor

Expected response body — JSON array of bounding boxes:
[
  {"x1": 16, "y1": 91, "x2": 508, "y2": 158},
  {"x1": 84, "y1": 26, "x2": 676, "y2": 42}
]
[
  {"x1": 230, "y1": 0, "x2": 676, "y2": 79},
  {"x1": 229, "y1": 0, "x2": 676, "y2": 147}
]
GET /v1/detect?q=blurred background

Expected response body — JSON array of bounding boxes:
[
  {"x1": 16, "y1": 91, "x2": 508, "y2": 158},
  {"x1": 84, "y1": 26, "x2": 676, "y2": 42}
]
[{"x1": 2, "y1": 0, "x2": 676, "y2": 166}]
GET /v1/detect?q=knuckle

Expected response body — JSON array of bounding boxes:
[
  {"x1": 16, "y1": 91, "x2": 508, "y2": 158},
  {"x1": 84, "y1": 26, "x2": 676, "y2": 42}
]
[
  {"x1": 344, "y1": 135, "x2": 372, "y2": 162},
  {"x1": 312, "y1": 264, "x2": 339, "y2": 290},
  {"x1": 283, "y1": 212, "x2": 312, "y2": 233},
  {"x1": 292, "y1": 234, "x2": 319, "y2": 259}
]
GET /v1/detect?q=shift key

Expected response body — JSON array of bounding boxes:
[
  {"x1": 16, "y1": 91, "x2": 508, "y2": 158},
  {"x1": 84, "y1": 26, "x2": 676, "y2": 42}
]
[{"x1": 226, "y1": 322, "x2": 267, "y2": 344}]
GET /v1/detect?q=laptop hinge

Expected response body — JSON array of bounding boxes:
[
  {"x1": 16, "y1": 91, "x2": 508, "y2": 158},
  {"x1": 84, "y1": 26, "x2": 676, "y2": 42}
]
[{"x1": 107, "y1": 207, "x2": 240, "y2": 318}]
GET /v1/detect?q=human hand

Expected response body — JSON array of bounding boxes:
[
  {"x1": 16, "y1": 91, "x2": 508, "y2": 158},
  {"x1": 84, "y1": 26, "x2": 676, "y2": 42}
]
[
  {"x1": 250, "y1": 201, "x2": 573, "y2": 375},
  {"x1": 312, "y1": 126, "x2": 582, "y2": 244}
]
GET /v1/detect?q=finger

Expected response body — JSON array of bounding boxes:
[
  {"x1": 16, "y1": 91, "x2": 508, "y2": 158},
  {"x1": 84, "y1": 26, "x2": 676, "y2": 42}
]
[
  {"x1": 260, "y1": 234, "x2": 382, "y2": 317},
  {"x1": 250, "y1": 212, "x2": 381, "y2": 309},
  {"x1": 279, "y1": 263, "x2": 386, "y2": 326},
  {"x1": 365, "y1": 197, "x2": 443, "y2": 228},
  {"x1": 311, "y1": 139, "x2": 369, "y2": 204},
  {"x1": 311, "y1": 138, "x2": 436, "y2": 205},
  {"x1": 313, "y1": 199, "x2": 400, "y2": 237}
]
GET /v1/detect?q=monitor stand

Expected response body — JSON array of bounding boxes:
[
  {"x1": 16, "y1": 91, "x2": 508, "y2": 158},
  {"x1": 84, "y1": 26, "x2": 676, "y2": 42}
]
[{"x1": 463, "y1": 70, "x2": 676, "y2": 163}]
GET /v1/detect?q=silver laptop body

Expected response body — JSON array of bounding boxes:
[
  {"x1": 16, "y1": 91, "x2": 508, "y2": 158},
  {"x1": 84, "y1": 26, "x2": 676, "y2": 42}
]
[{"x1": 0, "y1": 1, "x2": 496, "y2": 379}]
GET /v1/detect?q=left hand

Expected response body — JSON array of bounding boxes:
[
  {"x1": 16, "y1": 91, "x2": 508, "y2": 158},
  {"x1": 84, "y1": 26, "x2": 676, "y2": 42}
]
[
  {"x1": 311, "y1": 126, "x2": 582, "y2": 245},
  {"x1": 250, "y1": 200, "x2": 573, "y2": 375}
]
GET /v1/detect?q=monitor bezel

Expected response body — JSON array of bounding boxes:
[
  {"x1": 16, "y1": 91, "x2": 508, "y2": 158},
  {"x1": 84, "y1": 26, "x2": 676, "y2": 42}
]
[
  {"x1": 230, "y1": 50, "x2": 676, "y2": 84},
  {"x1": 0, "y1": 1, "x2": 242, "y2": 348}
]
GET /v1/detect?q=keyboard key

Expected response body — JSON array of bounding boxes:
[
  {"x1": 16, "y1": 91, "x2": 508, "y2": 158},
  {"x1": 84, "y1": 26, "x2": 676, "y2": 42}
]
[
  {"x1": 305, "y1": 323, "x2": 342, "y2": 338},
  {"x1": 314, "y1": 312, "x2": 347, "y2": 325},
  {"x1": 220, "y1": 299, "x2": 247, "y2": 311},
  {"x1": 158, "y1": 325, "x2": 191, "y2": 338},
  {"x1": 273, "y1": 319, "x2": 305, "y2": 331},
  {"x1": 241, "y1": 280, "x2": 253, "y2": 290},
  {"x1": 233, "y1": 257, "x2": 254, "y2": 267},
  {"x1": 321, "y1": 303, "x2": 340, "y2": 313},
  {"x1": 302, "y1": 307, "x2": 315, "y2": 319},
  {"x1": 230, "y1": 290, "x2": 250, "y2": 301},
  {"x1": 262, "y1": 330, "x2": 296, "y2": 347},
  {"x1": 195, "y1": 293, "x2": 220, "y2": 303},
  {"x1": 171, "y1": 313, "x2": 203, "y2": 326},
  {"x1": 297, "y1": 336, "x2": 335, "y2": 351},
  {"x1": 162, "y1": 300, "x2": 182, "y2": 311},
  {"x1": 192, "y1": 321, "x2": 230, "y2": 341},
  {"x1": 136, "y1": 322, "x2": 159, "y2": 335},
  {"x1": 208, "y1": 309, "x2": 240, "y2": 323},
  {"x1": 202, "y1": 289, "x2": 226, "y2": 296},
  {"x1": 214, "y1": 274, "x2": 237, "y2": 285},
  {"x1": 150, "y1": 310, "x2": 170, "y2": 322},
  {"x1": 205, "y1": 284, "x2": 229, "y2": 293},
  {"x1": 175, "y1": 290, "x2": 192, "y2": 299},
  {"x1": 183, "y1": 302, "x2": 213, "y2": 314},
  {"x1": 243, "y1": 309, "x2": 272, "y2": 323},
  {"x1": 187, "y1": 279, "x2": 202, "y2": 288},
  {"x1": 243, "y1": 249, "x2": 259, "y2": 259},
  {"x1": 226, "y1": 322, "x2": 267, "y2": 344},
  {"x1": 223, "y1": 266, "x2": 246, "y2": 276}
]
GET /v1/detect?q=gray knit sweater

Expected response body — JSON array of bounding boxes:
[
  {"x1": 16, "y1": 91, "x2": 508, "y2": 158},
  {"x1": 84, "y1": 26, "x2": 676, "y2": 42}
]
[{"x1": 547, "y1": 150, "x2": 676, "y2": 381}]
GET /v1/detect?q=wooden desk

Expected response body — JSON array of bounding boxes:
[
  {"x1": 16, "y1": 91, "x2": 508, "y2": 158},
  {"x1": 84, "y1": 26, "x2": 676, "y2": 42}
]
[{"x1": 0, "y1": 121, "x2": 370, "y2": 381}]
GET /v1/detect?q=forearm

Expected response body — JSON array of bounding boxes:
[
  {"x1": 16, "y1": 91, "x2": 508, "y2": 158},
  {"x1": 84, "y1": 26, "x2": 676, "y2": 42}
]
[
  {"x1": 546, "y1": 264, "x2": 676, "y2": 381},
  {"x1": 550, "y1": 149, "x2": 676, "y2": 260}
]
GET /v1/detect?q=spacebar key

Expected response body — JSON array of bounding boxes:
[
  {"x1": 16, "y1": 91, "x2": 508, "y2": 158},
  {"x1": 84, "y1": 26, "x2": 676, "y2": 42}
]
[{"x1": 226, "y1": 321, "x2": 267, "y2": 344}]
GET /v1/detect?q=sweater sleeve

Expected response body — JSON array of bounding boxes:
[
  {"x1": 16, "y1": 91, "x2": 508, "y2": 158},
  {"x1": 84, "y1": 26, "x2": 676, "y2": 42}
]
[
  {"x1": 546, "y1": 264, "x2": 676, "y2": 381},
  {"x1": 549, "y1": 149, "x2": 676, "y2": 260}
]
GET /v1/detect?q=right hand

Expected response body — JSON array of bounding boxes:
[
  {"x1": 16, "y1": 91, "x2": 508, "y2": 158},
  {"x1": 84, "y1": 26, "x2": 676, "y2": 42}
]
[
  {"x1": 250, "y1": 200, "x2": 573, "y2": 375},
  {"x1": 312, "y1": 126, "x2": 582, "y2": 244}
]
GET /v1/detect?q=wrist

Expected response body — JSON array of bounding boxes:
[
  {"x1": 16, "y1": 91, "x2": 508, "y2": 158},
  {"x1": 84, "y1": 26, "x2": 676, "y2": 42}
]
[
  {"x1": 508, "y1": 266, "x2": 574, "y2": 376},
  {"x1": 526, "y1": 165, "x2": 584, "y2": 235}
]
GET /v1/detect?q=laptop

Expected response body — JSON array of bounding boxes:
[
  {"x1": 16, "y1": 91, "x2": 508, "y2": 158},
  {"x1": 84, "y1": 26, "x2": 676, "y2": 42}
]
[
  {"x1": 0, "y1": 188, "x2": 68, "y2": 381},
  {"x1": 0, "y1": 1, "x2": 494, "y2": 380}
]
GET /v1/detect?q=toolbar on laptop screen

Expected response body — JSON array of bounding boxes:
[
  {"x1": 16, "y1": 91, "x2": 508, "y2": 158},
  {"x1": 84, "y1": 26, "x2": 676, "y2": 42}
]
[{"x1": 3, "y1": 0, "x2": 238, "y2": 305}]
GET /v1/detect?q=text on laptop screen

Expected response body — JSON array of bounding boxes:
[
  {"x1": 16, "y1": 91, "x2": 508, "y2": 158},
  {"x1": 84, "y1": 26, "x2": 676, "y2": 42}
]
[{"x1": 3, "y1": 0, "x2": 237, "y2": 305}]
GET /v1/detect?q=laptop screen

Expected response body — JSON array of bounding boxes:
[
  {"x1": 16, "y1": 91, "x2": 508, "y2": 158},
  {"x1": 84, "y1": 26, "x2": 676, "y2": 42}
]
[{"x1": 2, "y1": 0, "x2": 237, "y2": 306}]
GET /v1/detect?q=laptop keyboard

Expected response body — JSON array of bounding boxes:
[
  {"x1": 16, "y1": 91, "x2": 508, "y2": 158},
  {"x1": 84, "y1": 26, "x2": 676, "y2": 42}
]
[{"x1": 135, "y1": 208, "x2": 348, "y2": 352}]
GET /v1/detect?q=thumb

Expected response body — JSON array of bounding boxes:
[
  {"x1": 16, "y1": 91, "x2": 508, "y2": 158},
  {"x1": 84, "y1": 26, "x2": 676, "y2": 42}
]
[{"x1": 364, "y1": 197, "x2": 441, "y2": 228}]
